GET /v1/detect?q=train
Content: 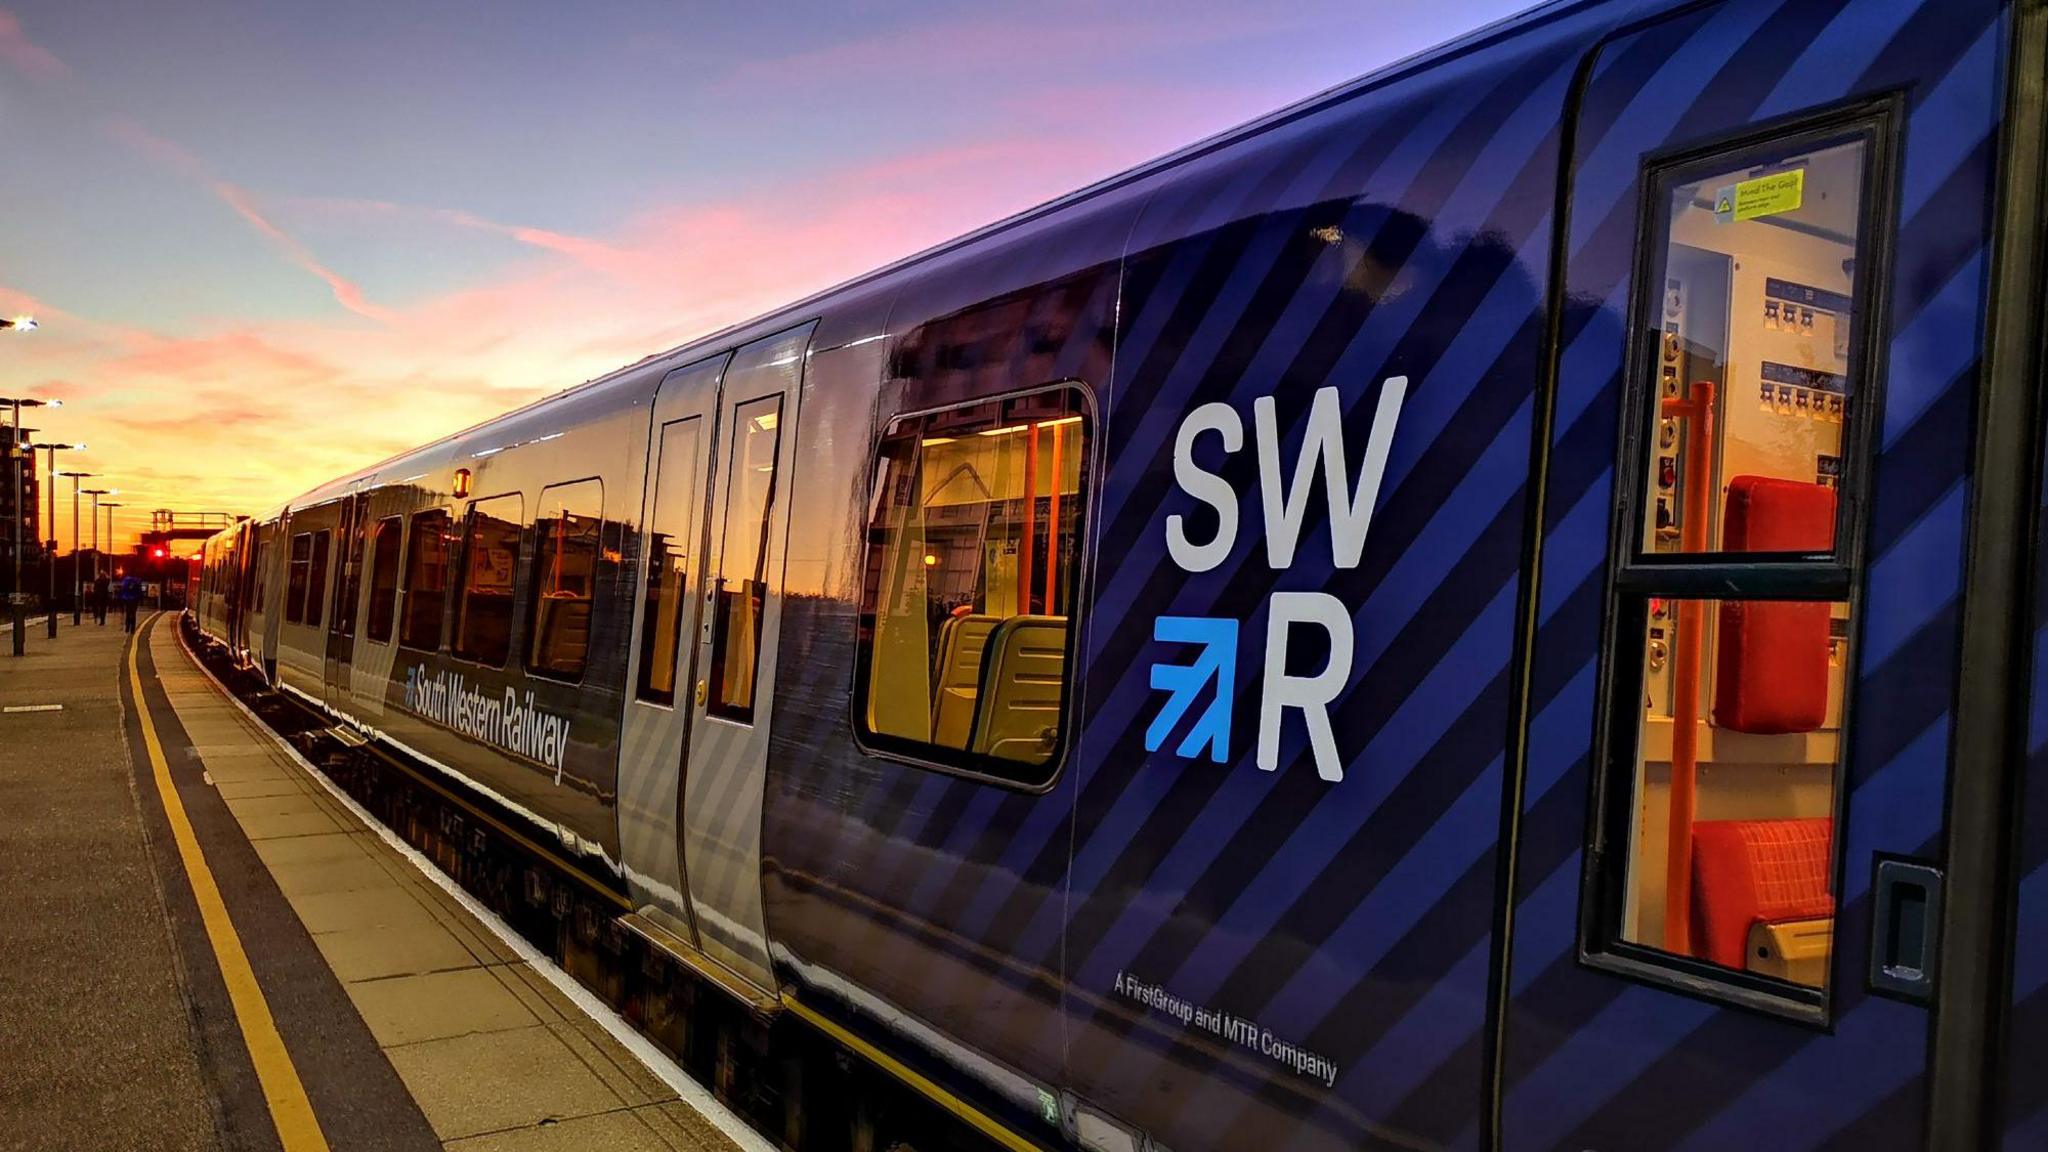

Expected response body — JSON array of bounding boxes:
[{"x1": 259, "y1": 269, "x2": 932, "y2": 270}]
[{"x1": 190, "y1": 0, "x2": 2048, "y2": 1147}]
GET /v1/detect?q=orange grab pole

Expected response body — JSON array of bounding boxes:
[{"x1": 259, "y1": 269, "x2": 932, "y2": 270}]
[
  {"x1": 1661, "y1": 380, "x2": 1714, "y2": 956},
  {"x1": 1044, "y1": 423, "x2": 1062, "y2": 613},
  {"x1": 1019, "y1": 422, "x2": 1038, "y2": 613}
]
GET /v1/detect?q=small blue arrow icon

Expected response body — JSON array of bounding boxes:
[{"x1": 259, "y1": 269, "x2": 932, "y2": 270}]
[{"x1": 1146, "y1": 615, "x2": 1238, "y2": 763}]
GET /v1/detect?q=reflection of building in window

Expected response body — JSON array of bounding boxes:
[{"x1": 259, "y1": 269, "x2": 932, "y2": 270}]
[
  {"x1": 529, "y1": 480, "x2": 603, "y2": 680},
  {"x1": 858, "y1": 388, "x2": 1089, "y2": 784},
  {"x1": 455, "y1": 495, "x2": 523, "y2": 667},
  {"x1": 401, "y1": 510, "x2": 451, "y2": 651},
  {"x1": 707, "y1": 398, "x2": 782, "y2": 722},
  {"x1": 1607, "y1": 129, "x2": 1874, "y2": 995}
]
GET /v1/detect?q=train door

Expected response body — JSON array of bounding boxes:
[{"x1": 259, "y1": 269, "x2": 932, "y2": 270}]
[
  {"x1": 324, "y1": 488, "x2": 370, "y2": 707},
  {"x1": 678, "y1": 322, "x2": 813, "y2": 989},
  {"x1": 616, "y1": 352, "x2": 728, "y2": 945},
  {"x1": 1497, "y1": 2, "x2": 2009, "y2": 1149}
]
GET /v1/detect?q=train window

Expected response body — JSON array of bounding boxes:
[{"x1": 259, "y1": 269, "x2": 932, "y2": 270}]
[
  {"x1": 1633, "y1": 133, "x2": 1870, "y2": 562},
  {"x1": 637, "y1": 417, "x2": 704, "y2": 706},
  {"x1": 853, "y1": 386, "x2": 1091, "y2": 786},
  {"x1": 705, "y1": 396, "x2": 782, "y2": 723},
  {"x1": 453, "y1": 494, "x2": 523, "y2": 667},
  {"x1": 400, "y1": 509, "x2": 452, "y2": 651},
  {"x1": 304, "y1": 530, "x2": 331, "y2": 630},
  {"x1": 1586, "y1": 116, "x2": 1886, "y2": 1014},
  {"x1": 285, "y1": 532, "x2": 312, "y2": 624},
  {"x1": 528, "y1": 479, "x2": 603, "y2": 681},
  {"x1": 366, "y1": 516, "x2": 402, "y2": 643}
]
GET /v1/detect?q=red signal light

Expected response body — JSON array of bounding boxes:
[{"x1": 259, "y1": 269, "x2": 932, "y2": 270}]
[{"x1": 151, "y1": 547, "x2": 166, "y2": 559}]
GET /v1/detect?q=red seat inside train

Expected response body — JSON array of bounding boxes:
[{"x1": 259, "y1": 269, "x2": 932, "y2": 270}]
[
  {"x1": 1691, "y1": 818, "x2": 1835, "y2": 969},
  {"x1": 1713, "y1": 475, "x2": 1837, "y2": 734},
  {"x1": 1691, "y1": 476, "x2": 1839, "y2": 969}
]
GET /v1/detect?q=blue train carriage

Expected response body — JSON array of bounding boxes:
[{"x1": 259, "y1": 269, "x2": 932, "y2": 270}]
[{"x1": 188, "y1": 0, "x2": 2048, "y2": 1148}]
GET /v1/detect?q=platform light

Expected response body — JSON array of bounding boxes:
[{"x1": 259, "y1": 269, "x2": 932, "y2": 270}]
[{"x1": 0, "y1": 316, "x2": 35, "y2": 332}]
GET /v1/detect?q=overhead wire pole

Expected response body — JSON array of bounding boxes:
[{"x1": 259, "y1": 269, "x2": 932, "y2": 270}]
[
  {"x1": 60, "y1": 471, "x2": 94, "y2": 626},
  {"x1": 82, "y1": 487, "x2": 111, "y2": 623}
]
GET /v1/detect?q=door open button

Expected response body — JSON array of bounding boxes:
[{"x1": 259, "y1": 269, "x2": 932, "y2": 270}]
[{"x1": 1870, "y1": 857, "x2": 1943, "y2": 1002}]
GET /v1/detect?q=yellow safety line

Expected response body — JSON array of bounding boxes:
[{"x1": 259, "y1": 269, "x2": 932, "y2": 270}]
[
  {"x1": 127, "y1": 617, "x2": 331, "y2": 1152},
  {"x1": 783, "y1": 996, "x2": 1046, "y2": 1152}
]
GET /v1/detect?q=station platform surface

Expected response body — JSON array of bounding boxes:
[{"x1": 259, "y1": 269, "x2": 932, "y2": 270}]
[{"x1": 0, "y1": 613, "x2": 747, "y2": 1152}]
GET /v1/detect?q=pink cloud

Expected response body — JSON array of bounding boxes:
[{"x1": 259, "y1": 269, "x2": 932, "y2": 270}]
[
  {"x1": 0, "y1": 9, "x2": 64, "y2": 80},
  {"x1": 104, "y1": 119, "x2": 395, "y2": 324},
  {"x1": 14, "y1": 129, "x2": 1137, "y2": 544}
]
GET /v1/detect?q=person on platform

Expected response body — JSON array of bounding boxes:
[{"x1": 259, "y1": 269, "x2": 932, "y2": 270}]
[
  {"x1": 117, "y1": 573, "x2": 143, "y2": 634},
  {"x1": 91, "y1": 573, "x2": 109, "y2": 625}
]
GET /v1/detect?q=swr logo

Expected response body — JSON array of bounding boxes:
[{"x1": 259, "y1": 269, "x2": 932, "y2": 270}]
[{"x1": 1143, "y1": 377, "x2": 1408, "y2": 782}]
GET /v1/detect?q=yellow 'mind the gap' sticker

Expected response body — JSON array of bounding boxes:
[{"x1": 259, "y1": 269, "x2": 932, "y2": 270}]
[{"x1": 1715, "y1": 168, "x2": 1806, "y2": 222}]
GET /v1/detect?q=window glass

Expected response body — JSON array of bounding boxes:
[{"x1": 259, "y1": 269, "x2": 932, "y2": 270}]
[
  {"x1": 400, "y1": 510, "x2": 452, "y2": 651},
  {"x1": 285, "y1": 533, "x2": 311, "y2": 624},
  {"x1": 528, "y1": 480, "x2": 604, "y2": 680},
  {"x1": 1617, "y1": 596, "x2": 1849, "y2": 989},
  {"x1": 366, "y1": 517, "x2": 402, "y2": 643},
  {"x1": 454, "y1": 495, "x2": 523, "y2": 666},
  {"x1": 706, "y1": 396, "x2": 783, "y2": 722},
  {"x1": 638, "y1": 418, "x2": 704, "y2": 705},
  {"x1": 304, "y1": 530, "x2": 331, "y2": 630},
  {"x1": 1636, "y1": 135, "x2": 1867, "y2": 559},
  {"x1": 855, "y1": 389, "x2": 1090, "y2": 783}
]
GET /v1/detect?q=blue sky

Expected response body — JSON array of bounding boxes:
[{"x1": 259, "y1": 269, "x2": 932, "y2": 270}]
[{"x1": 0, "y1": 0, "x2": 1531, "y2": 546}]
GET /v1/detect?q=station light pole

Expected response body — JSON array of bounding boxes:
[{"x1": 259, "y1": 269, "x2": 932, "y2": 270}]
[
  {"x1": 60, "y1": 472, "x2": 93, "y2": 625},
  {"x1": 32, "y1": 441, "x2": 79, "y2": 638},
  {"x1": 1, "y1": 393, "x2": 57, "y2": 656}
]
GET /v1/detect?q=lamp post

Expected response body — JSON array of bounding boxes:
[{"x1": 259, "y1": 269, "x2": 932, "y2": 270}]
[
  {"x1": 60, "y1": 471, "x2": 93, "y2": 625},
  {"x1": 1, "y1": 394, "x2": 57, "y2": 655},
  {"x1": 32, "y1": 442, "x2": 79, "y2": 638}
]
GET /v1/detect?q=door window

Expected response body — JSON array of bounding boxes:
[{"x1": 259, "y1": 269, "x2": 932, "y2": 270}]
[
  {"x1": 304, "y1": 530, "x2": 331, "y2": 630},
  {"x1": 1588, "y1": 119, "x2": 1884, "y2": 1011},
  {"x1": 705, "y1": 396, "x2": 783, "y2": 722},
  {"x1": 637, "y1": 417, "x2": 704, "y2": 706}
]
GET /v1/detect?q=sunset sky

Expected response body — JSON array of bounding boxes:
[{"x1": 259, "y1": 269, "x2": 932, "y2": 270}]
[{"x1": 0, "y1": 0, "x2": 1525, "y2": 553}]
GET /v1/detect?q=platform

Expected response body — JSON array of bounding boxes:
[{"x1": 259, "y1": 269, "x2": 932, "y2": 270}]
[{"x1": 0, "y1": 612, "x2": 751, "y2": 1152}]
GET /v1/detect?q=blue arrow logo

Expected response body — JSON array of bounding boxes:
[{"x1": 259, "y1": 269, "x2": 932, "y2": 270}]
[{"x1": 1145, "y1": 615, "x2": 1238, "y2": 763}]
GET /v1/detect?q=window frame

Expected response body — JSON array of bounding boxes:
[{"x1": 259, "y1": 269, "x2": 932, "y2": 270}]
[
  {"x1": 451, "y1": 492, "x2": 526, "y2": 669},
  {"x1": 846, "y1": 380, "x2": 1098, "y2": 793},
  {"x1": 1575, "y1": 102, "x2": 1900, "y2": 1025},
  {"x1": 525, "y1": 477, "x2": 605, "y2": 683},
  {"x1": 284, "y1": 531, "x2": 312, "y2": 625}
]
